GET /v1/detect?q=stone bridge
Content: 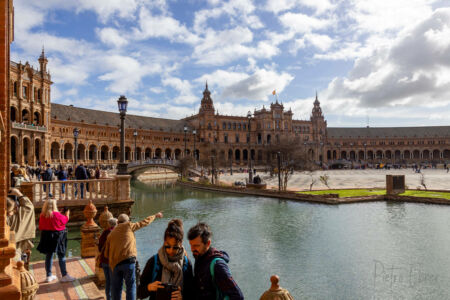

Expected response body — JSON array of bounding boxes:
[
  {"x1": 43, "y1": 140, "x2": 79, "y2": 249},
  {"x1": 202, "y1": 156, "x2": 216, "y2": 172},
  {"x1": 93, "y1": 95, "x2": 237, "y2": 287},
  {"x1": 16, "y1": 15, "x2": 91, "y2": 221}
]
[{"x1": 127, "y1": 159, "x2": 202, "y2": 177}]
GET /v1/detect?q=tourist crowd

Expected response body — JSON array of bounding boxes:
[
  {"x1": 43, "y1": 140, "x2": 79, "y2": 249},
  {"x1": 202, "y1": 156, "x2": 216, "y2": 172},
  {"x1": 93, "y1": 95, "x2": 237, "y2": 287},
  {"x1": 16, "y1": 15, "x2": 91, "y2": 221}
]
[{"x1": 6, "y1": 183, "x2": 244, "y2": 300}]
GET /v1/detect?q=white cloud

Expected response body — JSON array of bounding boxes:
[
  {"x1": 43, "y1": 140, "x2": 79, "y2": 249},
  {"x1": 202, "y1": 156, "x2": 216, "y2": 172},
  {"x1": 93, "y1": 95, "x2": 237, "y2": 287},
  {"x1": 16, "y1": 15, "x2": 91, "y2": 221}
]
[
  {"x1": 97, "y1": 27, "x2": 128, "y2": 48},
  {"x1": 133, "y1": 8, "x2": 199, "y2": 44},
  {"x1": 323, "y1": 7, "x2": 450, "y2": 111},
  {"x1": 304, "y1": 33, "x2": 333, "y2": 51},
  {"x1": 265, "y1": 0, "x2": 334, "y2": 15},
  {"x1": 279, "y1": 12, "x2": 332, "y2": 34},
  {"x1": 221, "y1": 68, "x2": 294, "y2": 101},
  {"x1": 162, "y1": 76, "x2": 197, "y2": 104},
  {"x1": 99, "y1": 55, "x2": 161, "y2": 94}
]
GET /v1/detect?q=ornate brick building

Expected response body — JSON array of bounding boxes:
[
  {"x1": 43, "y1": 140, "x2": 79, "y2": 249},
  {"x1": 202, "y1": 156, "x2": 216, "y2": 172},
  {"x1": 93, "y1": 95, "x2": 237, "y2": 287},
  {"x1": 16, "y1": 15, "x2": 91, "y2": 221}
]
[{"x1": 9, "y1": 55, "x2": 450, "y2": 168}]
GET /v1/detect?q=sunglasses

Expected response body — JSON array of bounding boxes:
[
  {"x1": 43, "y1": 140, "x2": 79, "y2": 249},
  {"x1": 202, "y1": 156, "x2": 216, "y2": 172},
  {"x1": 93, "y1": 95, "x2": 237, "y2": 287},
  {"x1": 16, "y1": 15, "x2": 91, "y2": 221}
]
[{"x1": 164, "y1": 245, "x2": 181, "y2": 251}]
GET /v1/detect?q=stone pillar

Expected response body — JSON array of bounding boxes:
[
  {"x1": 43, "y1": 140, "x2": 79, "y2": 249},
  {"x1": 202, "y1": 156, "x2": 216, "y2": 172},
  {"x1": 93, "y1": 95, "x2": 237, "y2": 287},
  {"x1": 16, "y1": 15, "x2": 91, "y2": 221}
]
[
  {"x1": 80, "y1": 201, "x2": 101, "y2": 258},
  {"x1": 0, "y1": 0, "x2": 21, "y2": 297},
  {"x1": 115, "y1": 175, "x2": 131, "y2": 202},
  {"x1": 16, "y1": 261, "x2": 38, "y2": 300}
]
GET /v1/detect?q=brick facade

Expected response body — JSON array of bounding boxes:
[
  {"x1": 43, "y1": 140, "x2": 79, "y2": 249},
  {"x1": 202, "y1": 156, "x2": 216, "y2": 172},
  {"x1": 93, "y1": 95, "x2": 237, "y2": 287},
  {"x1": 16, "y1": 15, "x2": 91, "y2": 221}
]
[{"x1": 8, "y1": 57, "x2": 450, "y2": 168}]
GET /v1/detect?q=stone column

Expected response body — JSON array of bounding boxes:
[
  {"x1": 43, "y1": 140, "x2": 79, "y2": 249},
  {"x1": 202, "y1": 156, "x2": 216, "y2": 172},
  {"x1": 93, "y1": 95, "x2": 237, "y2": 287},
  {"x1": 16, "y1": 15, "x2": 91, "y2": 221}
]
[
  {"x1": 0, "y1": 0, "x2": 21, "y2": 297},
  {"x1": 115, "y1": 175, "x2": 131, "y2": 202}
]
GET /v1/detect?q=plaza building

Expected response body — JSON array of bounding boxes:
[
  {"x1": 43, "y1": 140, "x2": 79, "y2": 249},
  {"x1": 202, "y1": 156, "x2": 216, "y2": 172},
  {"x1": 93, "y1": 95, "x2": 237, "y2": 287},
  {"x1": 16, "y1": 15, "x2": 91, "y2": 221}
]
[{"x1": 9, "y1": 54, "x2": 450, "y2": 168}]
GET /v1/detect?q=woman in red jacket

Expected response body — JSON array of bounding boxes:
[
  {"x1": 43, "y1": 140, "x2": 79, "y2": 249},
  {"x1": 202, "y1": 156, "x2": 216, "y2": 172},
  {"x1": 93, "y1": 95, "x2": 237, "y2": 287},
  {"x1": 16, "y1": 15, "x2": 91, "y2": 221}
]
[{"x1": 37, "y1": 199, "x2": 75, "y2": 283}]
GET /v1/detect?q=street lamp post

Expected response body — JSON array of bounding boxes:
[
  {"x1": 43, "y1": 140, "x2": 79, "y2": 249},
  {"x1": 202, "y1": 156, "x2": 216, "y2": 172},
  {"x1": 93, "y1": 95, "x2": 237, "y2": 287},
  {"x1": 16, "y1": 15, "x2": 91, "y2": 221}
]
[
  {"x1": 184, "y1": 125, "x2": 188, "y2": 157},
  {"x1": 193, "y1": 129, "x2": 197, "y2": 168},
  {"x1": 247, "y1": 111, "x2": 253, "y2": 184},
  {"x1": 133, "y1": 130, "x2": 138, "y2": 161},
  {"x1": 117, "y1": 95, "x2": 128, "y2": 174},
  {"x1": 73, "y1": 127, "x2": 79, "y2": 167},
  {"x1": 277, "y1": 151, "x2": 281, "y2": 191}
]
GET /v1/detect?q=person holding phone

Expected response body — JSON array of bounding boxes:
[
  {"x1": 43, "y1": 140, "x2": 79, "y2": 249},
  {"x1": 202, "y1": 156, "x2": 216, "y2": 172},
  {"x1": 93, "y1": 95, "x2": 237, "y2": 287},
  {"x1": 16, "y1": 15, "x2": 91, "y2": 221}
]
[
  {"x1": 37, "y1": 199, "x2": 75, "y2": 283},
  {"x1": 138, "y1": 219, "x2": 194, "y2": 300}
]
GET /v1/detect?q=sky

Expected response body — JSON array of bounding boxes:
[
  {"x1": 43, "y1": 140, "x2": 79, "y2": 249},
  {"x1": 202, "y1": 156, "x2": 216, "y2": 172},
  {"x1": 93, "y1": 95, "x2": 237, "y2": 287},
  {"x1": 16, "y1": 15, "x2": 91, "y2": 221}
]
[{"x1": 10, "y1": 0, "x2": 450, "y2": 127}]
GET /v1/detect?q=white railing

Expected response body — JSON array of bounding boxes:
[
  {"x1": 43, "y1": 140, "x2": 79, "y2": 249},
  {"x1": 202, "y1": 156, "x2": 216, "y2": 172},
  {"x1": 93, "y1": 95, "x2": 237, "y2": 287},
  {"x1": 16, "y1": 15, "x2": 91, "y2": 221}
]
[{"x1": 30, "y1": 179, "x2": 115, "y2": 203}]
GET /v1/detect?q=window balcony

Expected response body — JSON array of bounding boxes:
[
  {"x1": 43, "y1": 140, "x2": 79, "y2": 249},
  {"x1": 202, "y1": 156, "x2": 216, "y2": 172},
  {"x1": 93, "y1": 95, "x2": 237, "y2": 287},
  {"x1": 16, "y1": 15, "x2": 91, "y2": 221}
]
[{"x1": 11, "y1": 121, "x2": 47, "y2": 132}]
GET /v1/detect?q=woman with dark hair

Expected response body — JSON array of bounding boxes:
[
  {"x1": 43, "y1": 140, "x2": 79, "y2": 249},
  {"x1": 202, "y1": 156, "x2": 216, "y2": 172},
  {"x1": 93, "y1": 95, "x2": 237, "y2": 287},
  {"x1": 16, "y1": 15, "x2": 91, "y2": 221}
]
[{"x1": 138, "y1": 219, "x2": 194, "y2": 300}]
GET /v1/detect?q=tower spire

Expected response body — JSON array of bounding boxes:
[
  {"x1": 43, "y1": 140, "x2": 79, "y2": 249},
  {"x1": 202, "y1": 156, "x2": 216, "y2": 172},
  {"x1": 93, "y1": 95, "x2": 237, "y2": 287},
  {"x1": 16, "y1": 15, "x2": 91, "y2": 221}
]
[{"x1": 38, "y1": 46, "x2": 48, "y2": 73}]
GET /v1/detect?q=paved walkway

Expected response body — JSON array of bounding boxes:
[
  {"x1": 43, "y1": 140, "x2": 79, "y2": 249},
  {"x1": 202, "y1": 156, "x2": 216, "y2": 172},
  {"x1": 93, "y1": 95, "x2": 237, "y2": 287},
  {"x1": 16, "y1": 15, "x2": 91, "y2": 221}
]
[{"x1": 30, "y1": 257, "x2": 105, "y2": 300}]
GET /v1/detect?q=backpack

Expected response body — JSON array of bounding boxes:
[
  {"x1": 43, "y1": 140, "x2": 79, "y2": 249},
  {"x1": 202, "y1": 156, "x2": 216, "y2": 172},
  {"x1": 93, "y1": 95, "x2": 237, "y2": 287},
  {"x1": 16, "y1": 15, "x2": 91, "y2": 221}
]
[
  {"x1": 210, "y1": 258, "x2": 230, "y2": 300},
  {"x1": 151, "y1": 254, "x2": 189, "y2": 283}
]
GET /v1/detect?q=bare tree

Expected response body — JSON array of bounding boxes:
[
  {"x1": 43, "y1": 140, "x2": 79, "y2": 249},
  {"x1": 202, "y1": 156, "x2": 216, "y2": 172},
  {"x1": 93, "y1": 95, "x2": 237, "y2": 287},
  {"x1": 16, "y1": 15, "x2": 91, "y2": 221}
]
[
  {"x1": 266, "y1": 136, "x2": 314, "y2": 191},
  {"x1": 178, "y1": 156, "x2": 194, "y2": 178},
  {"x1": 319, "y1": 174, "x2": 330, "y2": 189}
]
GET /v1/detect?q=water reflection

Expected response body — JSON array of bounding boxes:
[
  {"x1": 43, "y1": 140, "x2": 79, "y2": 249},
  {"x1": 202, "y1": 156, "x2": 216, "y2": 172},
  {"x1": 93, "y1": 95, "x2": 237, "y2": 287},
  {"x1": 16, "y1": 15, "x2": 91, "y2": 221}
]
[{"x1": 133, "y1": 181, "x2": 450, "y2": 300}]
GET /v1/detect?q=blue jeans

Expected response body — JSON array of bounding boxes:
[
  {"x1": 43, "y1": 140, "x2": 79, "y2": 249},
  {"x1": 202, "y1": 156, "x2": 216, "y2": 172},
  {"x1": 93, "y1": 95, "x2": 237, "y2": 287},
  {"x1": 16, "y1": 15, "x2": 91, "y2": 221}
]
[
  {"x1": 61, "y1": 179, "x2": 67, "y2": 194},
  {"x1": 111, "y1": 262, "x2": 135, "y2": 300},
  {"x1": 74, "y1": 183, "x2": 84, "y2": 199},
  {"x1": 43, "y1": 182, "x2": 53, "y2": 197},
  {"x1": 102, "y1": 263, "x2": 112, "y2": 300},
  {"x1": 45, "y1": 252, "x2": 67, "y2": 277}
]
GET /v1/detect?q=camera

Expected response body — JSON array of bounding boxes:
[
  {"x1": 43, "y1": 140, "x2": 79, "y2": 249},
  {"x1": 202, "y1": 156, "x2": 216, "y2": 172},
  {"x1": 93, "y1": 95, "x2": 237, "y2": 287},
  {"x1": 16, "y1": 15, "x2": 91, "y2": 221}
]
[{"x1": 156, "y1": 283, "x2": 178, "y2": 300}]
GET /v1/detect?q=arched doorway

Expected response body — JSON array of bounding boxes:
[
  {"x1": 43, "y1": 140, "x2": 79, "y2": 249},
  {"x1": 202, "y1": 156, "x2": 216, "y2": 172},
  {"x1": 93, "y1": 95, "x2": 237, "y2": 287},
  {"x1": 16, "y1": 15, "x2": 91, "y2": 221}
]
[
  {"x1": 89, "y1": 145, "x2": 97, "y2": 161},
  {"x1": 10, "y1": 136, "x2": 18, "y2": 163},
  {"x1": 34, "y1": 139, "x2": 41, "y2": 162},
  {"x1": 23, "y1": 137, "x2": 30, "y2": 163},
  {"x1": 432, "y1": 149, "x2": 440, "y2": 161},
  {"x1": 341, "y1": 151, "x2": 347, "y2": 160},
  {"x1": 368, "y1": 150, "x2": 374, "y2": 160},
  {"x1": 174, "y1": 149, "x2": 181, "y2": 159},
  {"x1": 77, "y1": 144, "x2": 86, "y2": 161},
  {"x1": 51, "y1": 142, "x2": 60, "y2": 160},
  {"x1": 101, "y1": 145, "x2": 109, "y2": 161},
  {"x1": 10, "y1": 106, "x2": 17, "y2": 122},
  {"x1": 125, "y1": 147, "x2": 131, "y2": 161},
  {"x1": 385, "y1": 150, "x2": 392, "y2": 159},
  {"x1": 165, "y1": 148, "x2": 172, "y2": 159},
  {"x1": 155, "y1": 148, "x2": 162, "y2": 158},
  {"x1": 33, "y1": 112, "x2": 40, "y2": 125},
  {"x1": 235, "y1": 149, "x2": 241, "y2": 161},
  {"x1": 112, "y1": 146, "x2": 120, "y2": 160},
  {"x1": 422, "y1": 150, "x2": 430, "y2": 160},
  {"x1": 145, "y1": 148, "x2": 152, "y2": 159},
  {"x1": 64, "y1": 143, "x2": 73, "y2": 160},
  {"x1": 404, "y1": 150, "x2": 411, "y2": 160},
  {"x1": 136, "y1": 147, "x2": 142, "y2": 160},
  {"x1": 22, "y1": 109, "x2": 30, "y2": 123},
  {"x1": 413, "y1": 150, "x2": 420, "y2": 159},
  {"x1": 243, "y1": 149, "x2": 248, "y2": 161}
]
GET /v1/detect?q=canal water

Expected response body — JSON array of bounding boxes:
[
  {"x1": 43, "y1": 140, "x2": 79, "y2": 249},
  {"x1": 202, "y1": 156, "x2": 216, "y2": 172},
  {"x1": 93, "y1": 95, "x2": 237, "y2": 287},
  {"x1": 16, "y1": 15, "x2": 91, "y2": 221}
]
[
  {"x1": 131, "y1": 180, "x2": 450, "y2": 300},
  {"x1": 32, "y1": 179, "x2": 450, "y2": 299}
]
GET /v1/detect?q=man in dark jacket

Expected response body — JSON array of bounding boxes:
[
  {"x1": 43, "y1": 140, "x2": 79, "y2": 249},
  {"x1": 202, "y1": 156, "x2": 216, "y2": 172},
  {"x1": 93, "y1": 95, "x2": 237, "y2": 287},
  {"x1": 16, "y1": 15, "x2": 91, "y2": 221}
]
[
  {"x1": 75, "y1": 163, "x2": 88, "y2": 199},
  {"x1": 188, "y1": 223, "x2": 243, "y2": 300},
  {"x1": 42, "y1": 164, "x2": 53, "y2": 197}
]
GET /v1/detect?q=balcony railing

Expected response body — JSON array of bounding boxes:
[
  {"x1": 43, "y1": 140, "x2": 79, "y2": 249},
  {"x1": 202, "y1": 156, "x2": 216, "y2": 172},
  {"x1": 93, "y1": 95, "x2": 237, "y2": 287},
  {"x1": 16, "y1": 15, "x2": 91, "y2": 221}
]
[{"x1": 12, "y1": 121, "x2": 47, "y2": 132}]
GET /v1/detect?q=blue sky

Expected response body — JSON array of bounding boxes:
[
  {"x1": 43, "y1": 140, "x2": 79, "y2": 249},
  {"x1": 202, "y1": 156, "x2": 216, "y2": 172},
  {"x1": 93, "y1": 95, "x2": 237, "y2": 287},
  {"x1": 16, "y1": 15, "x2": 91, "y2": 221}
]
[{"x1": 11, "y1": 0, "x2": 450, "y2": 127}]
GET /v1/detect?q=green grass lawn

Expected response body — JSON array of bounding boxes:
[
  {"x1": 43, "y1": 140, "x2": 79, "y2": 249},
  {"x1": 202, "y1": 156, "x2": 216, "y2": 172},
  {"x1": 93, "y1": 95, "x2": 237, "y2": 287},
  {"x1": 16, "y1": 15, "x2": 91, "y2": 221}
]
[{"x1": 297, "y1": 189, "x2": 450, "y2": 199}]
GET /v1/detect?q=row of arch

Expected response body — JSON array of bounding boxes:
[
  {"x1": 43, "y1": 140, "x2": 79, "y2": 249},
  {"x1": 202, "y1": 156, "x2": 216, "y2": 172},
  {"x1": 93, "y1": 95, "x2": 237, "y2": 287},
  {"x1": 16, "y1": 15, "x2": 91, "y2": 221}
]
[
  {"x1": 11, "y1": 136, "x2": 42, "y2": 164},
  {"x1": 327, "y1": 149, "x2": 450, "y2": 161},
  {"x1": 49, "y1": 142, "x2": 196, "y2": 162},
  {"x1": 10, "y1": 106, "x2": 42, "y2": 125}
]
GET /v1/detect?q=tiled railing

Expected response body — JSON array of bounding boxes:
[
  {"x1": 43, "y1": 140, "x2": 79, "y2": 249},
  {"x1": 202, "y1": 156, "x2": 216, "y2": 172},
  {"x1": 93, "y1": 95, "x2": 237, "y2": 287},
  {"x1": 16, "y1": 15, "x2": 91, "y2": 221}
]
[{"x1": 12, "y1": 121, "x2": 47, "y2": 132}]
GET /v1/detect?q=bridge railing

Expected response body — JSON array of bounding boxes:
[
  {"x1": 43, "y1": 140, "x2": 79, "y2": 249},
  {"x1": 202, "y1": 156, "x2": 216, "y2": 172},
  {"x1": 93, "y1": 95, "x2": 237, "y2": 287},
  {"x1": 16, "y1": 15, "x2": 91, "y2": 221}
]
[
  {"x1": 20, "y1": 175, "x2": 131, "y2": 204},
  {"x1": 128, "y1": 159, "x2": 180, "y2": 168}
]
